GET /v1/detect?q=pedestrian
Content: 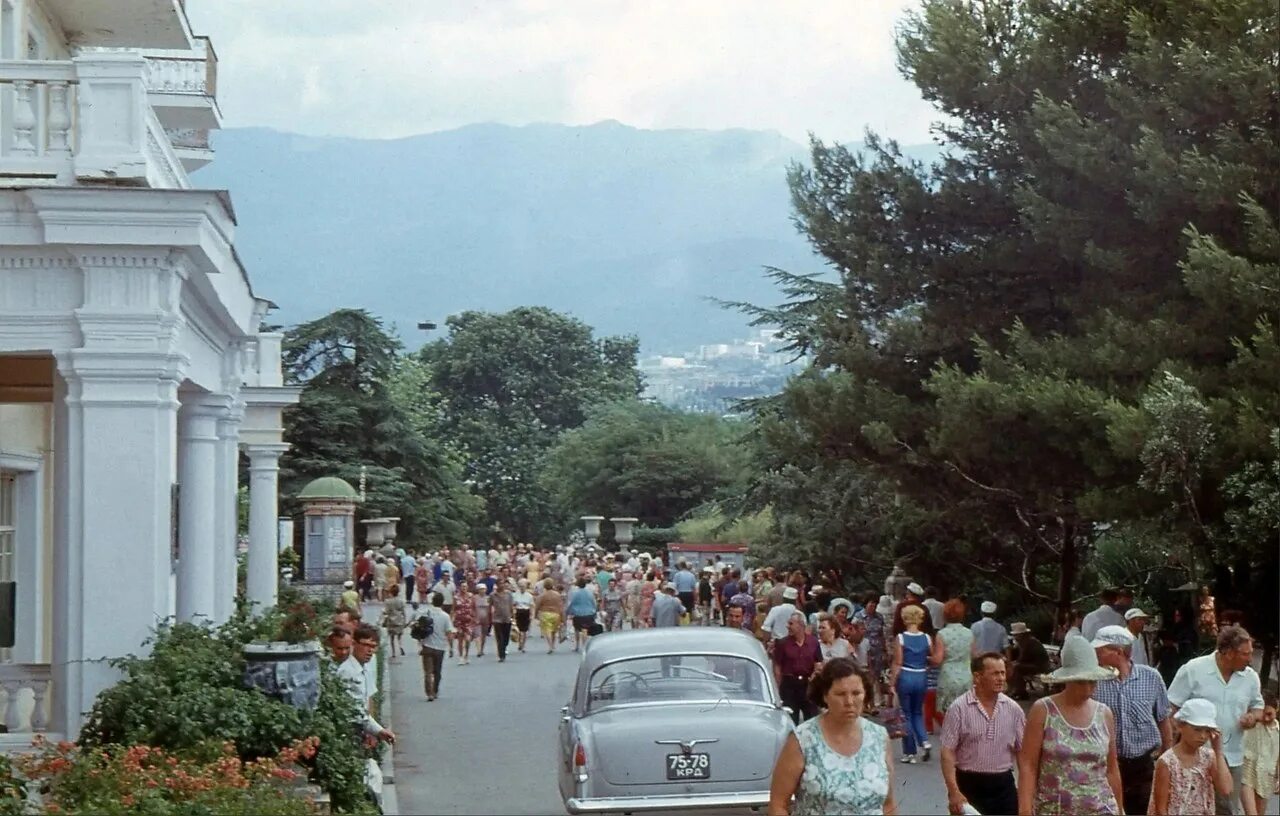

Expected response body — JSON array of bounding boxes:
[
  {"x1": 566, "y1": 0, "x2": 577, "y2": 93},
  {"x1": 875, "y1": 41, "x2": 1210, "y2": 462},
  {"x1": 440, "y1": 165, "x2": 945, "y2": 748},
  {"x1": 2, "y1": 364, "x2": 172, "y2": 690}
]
[
  {"x1": 1241, "y1": 693, "x2": 1277, "y2": 816},
  {"x1": 325, "y1": 626, "x2": 353, "y2": 665},
  {"x1": 602, "y1": 578, "x2": 624, "y2": 632},
  {"x1": 1007, "y1": 622, "x2": 1051, "y2": 700},
  {"x1": 337, "y1": 623, "x2": 396, "y2": 746},
  {"x1": 729, "y1": 580, "x2": 758, "y2": 632},
  {"x1": 816, "y1": 613, "x2": 853, "y2": 661},
  {"x1": 452, "y1": 581, "x2": 476, "y2": 665},
  {"x1": 339, "y1": 580, "x2": 361, "y2": 616},
  {"x1": 1082, "y1": 588, "x2": 1127, "y2": 642},
  {"x1": 1149, "y1": 699, "x2": 1232, "y2": 815},
  {"x1": 922, "y1": 586, "x2": 946, "y2": 632},
  {"x1": 490, "y1": 578, "x2": 514, "y2": 663},
  {"x1": 373, "y1": 556, "x2": 389, "y2": 602},
  {"x1": 651, "y1": 583, "x2": 683, "y2": 628},
  {"x1": 473, "y1": 582, "x2": 491, "y2": 658},
  {"x1": 762, "y1": 586, "x2": 801, "y2": 644},
  {"x1": 567, "y1": 576, "x2": 599, "y2": 651},
  {"x1": 1058, "y1": 607, "x2": 1085, "y2": 645},
  {"x1": 767, "y1": 658, "x2": 896, "y2": 815},
  {"x1": 639, "y1": 571, "x2": 658, "y2": 629},
  {"x1": 430, "y1": 569, "x2": 456, "y2": 616},
  {"x1": 674, "y1": 560, "x2": 697, "y2": 616},
  {"x1": 534, "y1": 578, "x2": 564, "y2": 654},
  {"x1": 970, "y1": 601, "x2": 1008, "y2": 656},
  {"x1": 512, "y1": 578, "x2": 534, "y2": 653},
  {"x1": 863, "y1": 594, "x2": 890, "y2": 705},
  {"x1": 892, "y1": 582, "x2": 937, "y2": 637},
  {"x1": 1124, "y1": 607, "x2": 1152, "y2": 666},
  {"x1": 939, "y1": 652, "x2": 1025, "y2": 816},
  {"x1": 891, "y1": 604, "x2": 939, "y2": 764},
  {"x1": 399, "y1": 549, "x2": 416, "y2": 603},
  {"x1": 379, "y1": 583, "x2": 407, "y2": 659},
  {"x1": 1167, "y1": 625, "x2": 1266, "y2": 815},
  {"x1": 726, "y1": 604, "x2": 747, "y2": 631},
  {"x1": 1091, "y1": 625, "x2": 1173, "y2": 815},
  {"x1": 355, "y1": 549, "x2": 374, "y2": 601},
  {"x1": 773, "y1": 612, "x2": 823, "y2": 724},
  {"x1": 1017, "y1": 635, "x2": 1124, "y2": 815},
  {"x1": 697, "y1": 566, "x2": 715, "y2": 625},
  {"x1": 413, "y1": 592, "x2": 455, "y2": 701},
  {"x1": 414, "y1": 556, "x2": 431, "y2": 605},
  {"x1": 936, "y1": 598, "x2": 975, "y2": 714}
]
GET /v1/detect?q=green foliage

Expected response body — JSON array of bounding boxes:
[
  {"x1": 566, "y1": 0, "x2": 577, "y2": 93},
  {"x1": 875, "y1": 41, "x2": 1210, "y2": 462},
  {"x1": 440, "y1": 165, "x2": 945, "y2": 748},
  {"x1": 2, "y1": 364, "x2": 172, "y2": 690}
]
[
  {"x1": 675, "y1": 506, "x2": 773, "y2": 545},
  {"x1": 629, "y1": 527, "x2": 682, "y2": 549},
  {"x1": 540, "y1": 400, "x2": 752, "y2": 529},
  {"x1": 0, "y1": 756, "x2": 25, "y2": 816},
  {"x1": 425, "y1": 307, "x2": 643, "y2": 542}
]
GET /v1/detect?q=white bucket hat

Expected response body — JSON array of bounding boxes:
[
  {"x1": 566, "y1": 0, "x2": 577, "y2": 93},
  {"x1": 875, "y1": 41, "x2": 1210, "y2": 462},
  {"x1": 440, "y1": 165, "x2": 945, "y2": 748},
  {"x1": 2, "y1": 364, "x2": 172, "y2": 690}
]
[
  {"x1": 906, "y1": 582, "x2": 925, "y2": 596},
  {"x1": 782, "y1": 586, "x2": 799, "y2": 600},
  {"x1": 1045, "y1": 635, "x2": 1119, "y2": 683},
  {"x1": 876, "y1": 594, "x2": 895, "y2": 617},
  {"x1": 1174, "y1": 698, "x2": 1218, "y2": 729},
  {"x1": 980, "y1": 601, "x2": 997, "y2": 615}
]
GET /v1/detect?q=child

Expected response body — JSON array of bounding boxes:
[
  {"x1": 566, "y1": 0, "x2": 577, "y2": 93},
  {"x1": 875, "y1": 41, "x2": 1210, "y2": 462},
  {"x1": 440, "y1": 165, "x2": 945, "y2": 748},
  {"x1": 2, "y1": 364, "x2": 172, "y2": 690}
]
[
  {"x1": 1242, "y1": 694, "x2": 1279, "y2": 816},
  {"x1": 1150, "y1": 698, "x2": 1231, "y2": 815}
]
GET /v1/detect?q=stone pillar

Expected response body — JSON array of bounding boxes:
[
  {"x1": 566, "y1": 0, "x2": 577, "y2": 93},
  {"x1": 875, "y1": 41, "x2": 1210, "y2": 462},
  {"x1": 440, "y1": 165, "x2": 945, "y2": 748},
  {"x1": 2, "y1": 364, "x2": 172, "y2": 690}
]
[
  {"x1": 52, "y1": 346, "x2": 184, "y2": 738},
  {"x1": 211, "y1": 404, "x2": 243, "y2": 624},
  {"x1": 176, "y1": 397, "x2": 222, "y2": 622},
  {"x1": 246, "y1": 443, "x2": 289, "y2": 613}
]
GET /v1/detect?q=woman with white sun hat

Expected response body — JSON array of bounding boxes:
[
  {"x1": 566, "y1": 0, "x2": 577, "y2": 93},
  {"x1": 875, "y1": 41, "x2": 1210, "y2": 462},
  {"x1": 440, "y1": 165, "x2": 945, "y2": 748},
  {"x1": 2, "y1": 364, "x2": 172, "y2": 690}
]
[{"x1": 1017, "y1": 635, "x2": 1125, "y2": 815}]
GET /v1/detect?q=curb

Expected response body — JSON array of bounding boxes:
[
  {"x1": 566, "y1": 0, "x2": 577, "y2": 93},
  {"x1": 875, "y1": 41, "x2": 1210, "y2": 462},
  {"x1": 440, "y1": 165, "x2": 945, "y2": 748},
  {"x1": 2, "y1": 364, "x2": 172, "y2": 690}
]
[{"x1": 377, "y1": 619, "x2": 399, "y2": 815}]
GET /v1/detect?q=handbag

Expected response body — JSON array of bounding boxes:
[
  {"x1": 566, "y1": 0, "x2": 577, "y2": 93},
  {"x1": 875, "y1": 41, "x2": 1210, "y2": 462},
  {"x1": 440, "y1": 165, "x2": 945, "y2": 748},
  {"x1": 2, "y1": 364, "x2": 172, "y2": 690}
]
[{"x1": 873, "y1": 703, "x2": 906, "y2": 739}]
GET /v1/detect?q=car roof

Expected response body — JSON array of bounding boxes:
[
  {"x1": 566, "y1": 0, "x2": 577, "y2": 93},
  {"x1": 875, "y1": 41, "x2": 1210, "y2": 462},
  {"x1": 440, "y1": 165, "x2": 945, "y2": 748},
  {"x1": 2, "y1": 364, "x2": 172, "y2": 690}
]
[{"x1": 581, "y1": 627, "x2": 765, "y2": 667}]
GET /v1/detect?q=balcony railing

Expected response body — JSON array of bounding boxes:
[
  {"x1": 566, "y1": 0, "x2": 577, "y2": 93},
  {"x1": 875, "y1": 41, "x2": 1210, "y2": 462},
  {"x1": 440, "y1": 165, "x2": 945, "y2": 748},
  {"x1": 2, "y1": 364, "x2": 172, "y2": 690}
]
[
  {"x1": 0, "y1": 664, "x2": 51, "y2": 735},
  {"x1": 0, "y1": 55, "x2": 190, "y2": 188},
  {"x1": 145, "y1": 36, "x2": 217, "y2": 98}
]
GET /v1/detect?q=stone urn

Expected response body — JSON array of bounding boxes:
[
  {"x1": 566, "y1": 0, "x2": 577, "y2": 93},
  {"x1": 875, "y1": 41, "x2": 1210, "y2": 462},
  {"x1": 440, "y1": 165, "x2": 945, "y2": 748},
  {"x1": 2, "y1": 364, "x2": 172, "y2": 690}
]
[{"x1": 243, "y1": 640, "x2": 322, "y2": 711}]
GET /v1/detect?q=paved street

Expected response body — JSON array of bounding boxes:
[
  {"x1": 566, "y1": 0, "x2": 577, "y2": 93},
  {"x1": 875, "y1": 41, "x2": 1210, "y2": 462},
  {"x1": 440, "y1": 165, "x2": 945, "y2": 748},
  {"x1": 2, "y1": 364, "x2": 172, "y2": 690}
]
[{"x1": 389, "y1": 629, "x2": 951, "y2": 815}]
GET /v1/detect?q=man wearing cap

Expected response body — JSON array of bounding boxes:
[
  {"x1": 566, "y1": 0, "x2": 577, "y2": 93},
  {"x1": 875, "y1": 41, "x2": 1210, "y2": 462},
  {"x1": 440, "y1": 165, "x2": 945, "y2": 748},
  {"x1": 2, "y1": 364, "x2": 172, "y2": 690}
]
[
  {"x1": 1124, "y1": 608, "x2": 1152, "y2": 666},
  {"x1": 339, "y1": 580, "x2": 361, "y2": 615},
  {"x1": 761, "y1": 586, "x2": 801, "y2": 644},
  {"x1": 971, "y1": 602, "x2": 1008, "y2": 656},
  {"x1": 1092, "y1": 625, "x2": 1172, "y2": 815},
  {"x1": 651, "y1": 583, "x2": 683, "y2": 628},
  {"x1": 1007, "y1": 622, "x2": 1051, "y2": 700},
  {"x1": 1167, "y1": 624, "x2": 1265, "y2": 815},
  {"x1": 1082, "y1": 588, "x2": 1127, "y2": 641},
  {"x1": 893, "y1": 582, "x2": 937, "y2": 637}
]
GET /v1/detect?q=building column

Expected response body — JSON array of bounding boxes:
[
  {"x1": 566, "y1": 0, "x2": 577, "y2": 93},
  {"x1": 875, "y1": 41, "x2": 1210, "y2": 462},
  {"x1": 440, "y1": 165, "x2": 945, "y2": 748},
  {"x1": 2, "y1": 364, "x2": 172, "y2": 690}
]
[
  {"x1": 52, "y1": 347, "x2": 184, "y2": 738},
  {"x1": 175, "y1": 397, "x2": 222, "y2": 622},
  {"x1": 245, "y1": 443, "x2": 288, "y2": 613},
  {"x1": 211, "y1": 405, "x2": 242, "y2": 625}
]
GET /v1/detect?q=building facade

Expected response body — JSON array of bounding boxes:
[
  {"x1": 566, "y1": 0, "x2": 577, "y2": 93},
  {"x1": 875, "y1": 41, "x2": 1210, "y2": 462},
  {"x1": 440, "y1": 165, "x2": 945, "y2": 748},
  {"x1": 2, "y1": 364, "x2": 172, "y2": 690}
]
[{"x1": 0, "y1": 0, "x2": 297, "y2": 742}]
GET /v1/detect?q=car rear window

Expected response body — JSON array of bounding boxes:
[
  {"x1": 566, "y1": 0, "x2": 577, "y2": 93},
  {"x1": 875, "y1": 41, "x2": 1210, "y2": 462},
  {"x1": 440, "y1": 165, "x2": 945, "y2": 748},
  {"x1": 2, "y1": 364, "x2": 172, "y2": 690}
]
[{"x1": 587, "y1": 655, "x2": 769, "y2": 710}]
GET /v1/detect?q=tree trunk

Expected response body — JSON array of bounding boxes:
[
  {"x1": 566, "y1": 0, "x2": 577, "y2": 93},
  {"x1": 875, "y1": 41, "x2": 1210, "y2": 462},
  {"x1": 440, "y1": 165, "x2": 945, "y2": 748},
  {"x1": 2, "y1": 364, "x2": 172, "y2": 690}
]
[{"x1": 1056, "y1": 521, "x2": 1078, "y2": 623}]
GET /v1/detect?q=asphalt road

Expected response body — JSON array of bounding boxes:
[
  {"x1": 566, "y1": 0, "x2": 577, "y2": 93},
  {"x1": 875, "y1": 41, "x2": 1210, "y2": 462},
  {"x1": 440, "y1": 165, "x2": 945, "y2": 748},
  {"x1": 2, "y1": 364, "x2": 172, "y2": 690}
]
[{"x1": 389, "y1": 629, "x2": 953, "y2": 815}]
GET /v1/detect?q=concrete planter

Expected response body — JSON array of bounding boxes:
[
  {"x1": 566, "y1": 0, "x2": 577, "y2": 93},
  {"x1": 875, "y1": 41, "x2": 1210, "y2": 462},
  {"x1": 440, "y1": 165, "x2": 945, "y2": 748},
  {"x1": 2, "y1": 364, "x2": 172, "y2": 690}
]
[{"x1": 243, "y1": 640, "x2": 322, "y2": 711}]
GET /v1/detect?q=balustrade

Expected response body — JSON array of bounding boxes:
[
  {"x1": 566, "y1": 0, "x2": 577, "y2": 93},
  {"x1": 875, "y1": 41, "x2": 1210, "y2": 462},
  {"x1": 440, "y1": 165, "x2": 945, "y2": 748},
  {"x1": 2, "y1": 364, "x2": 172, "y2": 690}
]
[
  {"x1": 0, "y1": 664, "x2": 51, "y2": 734},
  {"x1": 0, "y1": 61, "x2": 77, "y2": 176}
]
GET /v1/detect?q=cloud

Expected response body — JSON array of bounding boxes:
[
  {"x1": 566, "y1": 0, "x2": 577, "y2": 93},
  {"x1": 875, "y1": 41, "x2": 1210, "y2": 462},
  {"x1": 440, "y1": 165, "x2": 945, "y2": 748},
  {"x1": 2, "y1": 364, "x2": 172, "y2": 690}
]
[{"x1": 186, "y1": 0, "x2": 937, "y2": 143}]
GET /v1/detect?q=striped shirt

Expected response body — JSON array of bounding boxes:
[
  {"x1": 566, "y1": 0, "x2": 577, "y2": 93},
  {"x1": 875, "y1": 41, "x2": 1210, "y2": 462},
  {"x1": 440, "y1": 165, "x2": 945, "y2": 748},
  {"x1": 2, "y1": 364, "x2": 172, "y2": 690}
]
[
  {"x1": 1092, "y1": 663, "x2": 1170, "y2": 759},
  {"x1": 939, "y1": 690, "x2": 1026, "y2": 773}
]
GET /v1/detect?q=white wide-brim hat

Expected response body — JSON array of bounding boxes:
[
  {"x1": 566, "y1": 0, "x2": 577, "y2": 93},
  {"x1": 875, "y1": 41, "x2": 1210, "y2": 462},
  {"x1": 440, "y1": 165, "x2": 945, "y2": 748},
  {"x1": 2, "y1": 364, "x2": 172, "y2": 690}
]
[
  {"x1": 1044, "y1": 634, "x2": 1119, "y2": 683},
  {"x1": 1174, "y1": 698, "x2": 1218, "y2": 729}
]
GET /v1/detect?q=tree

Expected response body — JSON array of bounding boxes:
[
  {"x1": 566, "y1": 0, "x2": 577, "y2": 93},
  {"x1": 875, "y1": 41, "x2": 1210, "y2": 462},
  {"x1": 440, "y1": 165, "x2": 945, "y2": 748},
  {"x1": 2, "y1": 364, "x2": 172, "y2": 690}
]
[
  {"x1": 540, "y1": 400, "x2": 752, "y2": 529},
  {"x1": 739, "y1": 0, "x2": 1278, "y2": 623},
  {"x1": 280, "y1": 309, "x2": 482, "y2": 546},
  {"x1": 424, "y1": 307, "x2": 642, "y2": 543}
]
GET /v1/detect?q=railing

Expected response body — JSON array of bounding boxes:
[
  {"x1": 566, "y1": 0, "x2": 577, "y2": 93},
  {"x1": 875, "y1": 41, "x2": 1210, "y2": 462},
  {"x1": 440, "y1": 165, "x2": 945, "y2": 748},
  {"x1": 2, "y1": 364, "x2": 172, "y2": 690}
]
[
  {"x1": 168, "y1": 128, "x2": 211, "y2": 150},
  {"x1": 0, "y1": 61, "x2": 77, "y2": 178},
  {"x1": 0, "y1": 664, "x2": 51, "y2": 734},
  {"x1": 143, "y1": 36, "x2": 217, "y2": 98}
]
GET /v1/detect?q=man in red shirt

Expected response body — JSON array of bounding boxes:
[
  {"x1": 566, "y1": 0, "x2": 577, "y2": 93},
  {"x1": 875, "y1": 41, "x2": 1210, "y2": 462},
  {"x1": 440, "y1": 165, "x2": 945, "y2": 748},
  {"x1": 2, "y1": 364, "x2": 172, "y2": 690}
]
[
  {"x1": 773, "y1": 612, "x2": 822, "y2": 724},
  {"x1": 354, "y1": 550, "x2": 373, "y2": 601}
]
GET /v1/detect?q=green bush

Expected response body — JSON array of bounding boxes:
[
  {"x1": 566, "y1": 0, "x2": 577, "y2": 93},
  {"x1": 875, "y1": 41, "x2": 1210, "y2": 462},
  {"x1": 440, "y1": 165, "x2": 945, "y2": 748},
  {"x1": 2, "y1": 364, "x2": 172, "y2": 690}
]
[{"x1": 78, "y1": 610, "x2": 373, "y2": 814}]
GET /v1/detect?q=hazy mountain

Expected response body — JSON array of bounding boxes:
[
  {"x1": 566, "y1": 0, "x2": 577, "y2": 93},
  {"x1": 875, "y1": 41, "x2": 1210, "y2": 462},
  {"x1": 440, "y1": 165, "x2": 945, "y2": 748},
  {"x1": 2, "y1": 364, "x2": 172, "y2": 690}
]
[{"x1": 196, "y1": 122, "x2": 940, "y2": 352}]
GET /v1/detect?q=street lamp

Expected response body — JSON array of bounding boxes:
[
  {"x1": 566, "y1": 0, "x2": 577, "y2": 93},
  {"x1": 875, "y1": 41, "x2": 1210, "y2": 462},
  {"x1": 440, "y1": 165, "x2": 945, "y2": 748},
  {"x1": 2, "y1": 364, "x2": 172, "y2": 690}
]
[
  {"x1": 580, "y1": 516, "x2": 604, "y2": 549},
  {"x1": 417, "y1": 321, "x2": 437, "y2": 331}
]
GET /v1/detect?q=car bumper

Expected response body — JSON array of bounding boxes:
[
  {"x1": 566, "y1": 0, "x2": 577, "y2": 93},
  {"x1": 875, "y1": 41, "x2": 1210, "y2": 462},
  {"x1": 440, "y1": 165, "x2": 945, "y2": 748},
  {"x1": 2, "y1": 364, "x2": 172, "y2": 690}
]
[{"x1": 565, "y1": 790, "x2": 768, "y2": 814}]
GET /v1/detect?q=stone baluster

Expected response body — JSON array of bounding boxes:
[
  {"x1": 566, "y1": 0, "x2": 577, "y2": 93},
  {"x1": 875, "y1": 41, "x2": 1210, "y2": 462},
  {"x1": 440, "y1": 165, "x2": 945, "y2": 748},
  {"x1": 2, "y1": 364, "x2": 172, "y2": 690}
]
[
  {"x1": 46, "y1": 82, "x2": 72, "y2": 154},
  {"x1": 1, "y1": 681, "x2": 22, "y2": 733},
  {"x1": 29, "y1": 679, "x2": 49, "y2": 731},
  {"x1": 12, "y1": 80, "x2": 37, "y2": 155}
]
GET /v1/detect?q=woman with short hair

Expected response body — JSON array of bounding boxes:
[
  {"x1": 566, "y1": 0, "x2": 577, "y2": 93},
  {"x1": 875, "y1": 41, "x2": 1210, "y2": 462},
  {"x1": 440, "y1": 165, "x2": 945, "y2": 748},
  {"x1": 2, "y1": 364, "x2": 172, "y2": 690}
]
[
  {"x1": 816, "y1": 613, "x2": 853, "y2": 661},
  {"x1": 935, "y1": 598, "x2": 975, "y2": 714},
  {"x1": 890, "y1": 604, "x2": 941, "y2": 764},
  {"x1": 451, "y1": 580, "x2": 476, "y2": 665},
  {"x1": 511, "y1": 578, "x2": 534, "y2": 653},
  {"x1": 768, "y1": 658, "x2": 897, "y2": 815}
]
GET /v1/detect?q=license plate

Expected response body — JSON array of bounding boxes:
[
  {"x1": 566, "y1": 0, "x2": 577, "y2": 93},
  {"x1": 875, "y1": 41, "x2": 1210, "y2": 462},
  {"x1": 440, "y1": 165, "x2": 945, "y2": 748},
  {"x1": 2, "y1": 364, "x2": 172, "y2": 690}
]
[{"x1": 666, "y1": 752, "x2": 711, "y2": 780}]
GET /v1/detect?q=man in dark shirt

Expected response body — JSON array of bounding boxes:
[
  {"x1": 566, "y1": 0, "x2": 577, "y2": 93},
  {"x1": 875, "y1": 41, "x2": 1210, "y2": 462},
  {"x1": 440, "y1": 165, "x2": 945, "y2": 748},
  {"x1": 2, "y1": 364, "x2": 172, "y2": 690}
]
[
  {"x1": 1007, "y1": 622, "x2": 1051, "y2": 699},
  {"x1": 773, "y1": 612, "x2": 822, "y2": 724},
  {"x1": 892, "y1": 582, "x2": 938, "y2": 637}
]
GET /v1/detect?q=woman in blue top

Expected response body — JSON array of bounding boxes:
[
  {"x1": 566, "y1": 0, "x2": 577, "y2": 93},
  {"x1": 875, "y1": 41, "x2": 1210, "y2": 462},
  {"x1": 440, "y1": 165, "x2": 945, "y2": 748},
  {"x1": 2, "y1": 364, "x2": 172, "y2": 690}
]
[
  {"x1": 889, "y1": 604, "x2": 941, "y2": 764},
  {"x1": 566, "y1": 576, "x2": 598, "y2": 653}
]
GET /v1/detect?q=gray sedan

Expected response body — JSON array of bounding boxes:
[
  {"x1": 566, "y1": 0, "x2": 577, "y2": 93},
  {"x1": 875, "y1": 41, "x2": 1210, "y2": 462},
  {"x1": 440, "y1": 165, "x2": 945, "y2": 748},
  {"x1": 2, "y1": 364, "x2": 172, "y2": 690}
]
[{"x1": 558, "y1": 627, "x2": 793, "y2": 814}]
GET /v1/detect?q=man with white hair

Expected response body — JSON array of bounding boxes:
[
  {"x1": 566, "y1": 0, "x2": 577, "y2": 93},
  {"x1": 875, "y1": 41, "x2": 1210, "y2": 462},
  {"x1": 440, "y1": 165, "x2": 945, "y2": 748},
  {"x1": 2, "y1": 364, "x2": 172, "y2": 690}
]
[
  {"x1": 761, "y1": 586, "x2": 801, "y2": 643},
  {"x1": 1124, "y1": 607, "x2": 1152, "y2": 666},
  {"x1": 1092, "y1": 625, "x2": 1172, "y2": 816},
  {"x1": 970, "y1": 601, "x2": 1008, "y2": 656}
]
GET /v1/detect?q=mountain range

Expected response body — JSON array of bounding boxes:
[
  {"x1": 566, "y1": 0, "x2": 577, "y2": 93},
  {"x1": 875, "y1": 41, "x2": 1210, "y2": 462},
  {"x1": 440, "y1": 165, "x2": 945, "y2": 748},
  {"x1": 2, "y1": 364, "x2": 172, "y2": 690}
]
[{"x1": 196, "y1": 122, "x2": 939, "y2": 352}]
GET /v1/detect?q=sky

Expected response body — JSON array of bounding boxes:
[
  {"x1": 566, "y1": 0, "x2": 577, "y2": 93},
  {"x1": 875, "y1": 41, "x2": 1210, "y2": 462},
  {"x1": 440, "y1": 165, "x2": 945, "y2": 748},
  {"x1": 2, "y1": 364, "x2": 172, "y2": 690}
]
[{"x1": 186, "y1": 0, "x2": 937, "y2": 145}]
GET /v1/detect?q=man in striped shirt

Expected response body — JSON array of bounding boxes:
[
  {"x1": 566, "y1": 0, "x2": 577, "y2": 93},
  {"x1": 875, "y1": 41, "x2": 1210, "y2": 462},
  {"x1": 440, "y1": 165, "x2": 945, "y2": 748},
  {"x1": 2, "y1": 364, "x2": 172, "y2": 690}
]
[{"x1": 939, "y1": 652, "x2": 1025, "y2": 815}]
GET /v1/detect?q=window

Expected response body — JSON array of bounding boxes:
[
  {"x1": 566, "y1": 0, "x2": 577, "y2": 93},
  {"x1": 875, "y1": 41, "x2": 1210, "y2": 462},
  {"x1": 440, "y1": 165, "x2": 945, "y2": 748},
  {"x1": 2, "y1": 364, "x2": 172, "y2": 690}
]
[
  {"x1": 0, "y1": 472, "x2": 14, "y2": 663},
  {"x1": 587, "y1": 654, "x2": 769, "y2": 711}
]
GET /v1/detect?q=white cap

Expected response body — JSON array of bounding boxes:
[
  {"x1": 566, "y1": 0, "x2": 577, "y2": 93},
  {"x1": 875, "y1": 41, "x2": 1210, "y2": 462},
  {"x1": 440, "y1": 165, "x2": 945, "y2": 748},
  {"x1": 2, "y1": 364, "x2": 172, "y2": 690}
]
[
  {"x1": 663, "y1": 582, "x2": 677, "y2": 592},
  {"x1": 980, "y1": 601, "x2": 997, "y2": 615},
  {"x1": 1124, "y1": 608, "x2": 1150, "y2": 621},
  {"x1": 811, "y1": 585, "x2": 824, "y2": 594},
  {"x1": 1174, "y1": 698, "x2": 1218, "y2": 729},
  {"x1": 1091, "y1": 625, "x2": 1135, "y2": 649},
  {"x1": 782, "y1": 587, "x2": 798, "y2": 600},
  {"x1": 906, "y1": 582, "x2": 925, "y2": 596},
  {"x1": 343, "y1": 580, "x2": 354, "y2": 588}
]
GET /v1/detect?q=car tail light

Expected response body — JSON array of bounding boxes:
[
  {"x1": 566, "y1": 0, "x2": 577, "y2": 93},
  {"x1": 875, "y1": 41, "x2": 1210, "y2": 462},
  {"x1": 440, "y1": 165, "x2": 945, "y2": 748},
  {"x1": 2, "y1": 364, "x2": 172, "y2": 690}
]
[{"x1": 574, "y1": 743, "x2": 587, "y2": 768}]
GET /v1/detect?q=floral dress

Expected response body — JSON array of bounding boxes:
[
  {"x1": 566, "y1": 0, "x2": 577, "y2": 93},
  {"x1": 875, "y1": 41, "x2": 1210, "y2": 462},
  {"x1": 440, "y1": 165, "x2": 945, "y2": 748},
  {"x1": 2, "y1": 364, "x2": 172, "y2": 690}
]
[
  {"x1": 1151, "y1": 744, "x2": 1214, "y2": 815},
  {"x1": 380, "y1": 596, "x2": 407, "y2": 636},
  {"x1": 640, "y1": 581, "x2": 657, "y2": 624},
  {"x1": 452, "y1": 589, "x2": 476, "y2": 636},
  {"x1": 863, "y1": 612, "x2": 887, "y2": 678},
  {"x1": 794, "y1": 716, "x2": 891, "y2": 815},
  {"x1": 1034, "y1": 698, "x2": 1119, "y2": 815},
  {"x1": 936, "y1": 623, "x2": 975, "y2": 712}
]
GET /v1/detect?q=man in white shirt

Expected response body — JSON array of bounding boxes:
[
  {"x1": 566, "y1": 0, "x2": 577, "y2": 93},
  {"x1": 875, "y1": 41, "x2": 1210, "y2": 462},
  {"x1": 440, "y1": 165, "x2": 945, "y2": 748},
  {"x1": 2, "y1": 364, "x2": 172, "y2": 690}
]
[
  {"x1": 970, "y1": 601, "x2": 1009, "y2": 655},
  {"x1": 1167, "y1": 625, "x2": 1265, "y2": 815},
  {"x1": 336, "y1": 624, "x2": 395, "y2": 744},
  {"x1": 1081, "y1": 588, "x2": 1126, "y2": 641},
  {"x1": 1124, "y1": 607, "x2": 1151, "y2": 666},
  {"x1": 921, "y1": 586, "x2": 946, "y2": 631},
  {"x1": 414, "y1": 592, "x2": 457, "y2": 701},
  {"x1": 761, "y1": 587, "x2": 800, "y2": 642}
]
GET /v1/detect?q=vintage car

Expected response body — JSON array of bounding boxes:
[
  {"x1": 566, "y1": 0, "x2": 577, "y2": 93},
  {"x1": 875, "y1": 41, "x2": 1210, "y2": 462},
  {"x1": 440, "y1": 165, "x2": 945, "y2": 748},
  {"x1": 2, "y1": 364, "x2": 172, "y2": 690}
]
[{"x1": 558, "y1": 627, "x2": 793, "y2": 814}]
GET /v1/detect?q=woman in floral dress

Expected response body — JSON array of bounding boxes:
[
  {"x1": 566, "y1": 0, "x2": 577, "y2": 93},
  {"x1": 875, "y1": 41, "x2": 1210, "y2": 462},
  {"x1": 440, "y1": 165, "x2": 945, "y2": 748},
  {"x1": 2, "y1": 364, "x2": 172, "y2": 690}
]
[
  {"x1": 380, "y1": 583, "x2": 408, "y2": 660},
  {"x1": 452, "y1": 581, "x2": 477, "y2": 665},
  {"x1": 935, "y1": 598, "x2": 975, "y2": 713},
  {"x1": 639, "y1": 571, "x2": 658, "y2": 628},
  {"x1": 862, "y1": 594, "x2": 889, "y2": 704}
]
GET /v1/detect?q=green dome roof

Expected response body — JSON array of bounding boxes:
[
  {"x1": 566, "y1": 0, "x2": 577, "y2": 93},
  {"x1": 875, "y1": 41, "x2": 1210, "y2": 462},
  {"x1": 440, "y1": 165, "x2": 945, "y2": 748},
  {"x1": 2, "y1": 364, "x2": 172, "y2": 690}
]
[{"x1": 297, "y1": 476, "x2": 359, "y2": 501}]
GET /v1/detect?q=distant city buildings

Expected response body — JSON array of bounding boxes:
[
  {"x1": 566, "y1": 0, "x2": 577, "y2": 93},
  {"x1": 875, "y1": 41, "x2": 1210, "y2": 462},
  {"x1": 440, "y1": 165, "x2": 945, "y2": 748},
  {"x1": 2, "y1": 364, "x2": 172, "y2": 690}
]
[{"x1": 640, "y1": 329, "x2": 806, "y2": 413}]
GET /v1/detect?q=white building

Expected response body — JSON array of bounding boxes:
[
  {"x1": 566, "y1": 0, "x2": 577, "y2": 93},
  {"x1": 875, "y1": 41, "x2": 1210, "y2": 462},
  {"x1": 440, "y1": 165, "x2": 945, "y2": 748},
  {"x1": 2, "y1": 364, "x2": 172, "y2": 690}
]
[{"x1": 0, "y1": 0, "x2": 298, "y2": 742}]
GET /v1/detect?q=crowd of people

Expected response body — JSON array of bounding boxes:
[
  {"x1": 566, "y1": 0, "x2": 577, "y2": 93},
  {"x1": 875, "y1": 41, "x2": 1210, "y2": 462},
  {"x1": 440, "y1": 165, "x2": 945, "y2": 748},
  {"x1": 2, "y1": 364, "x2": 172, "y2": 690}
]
[{"x1": 331, "y1": 543, "x2": 1277, "y2": 815}]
